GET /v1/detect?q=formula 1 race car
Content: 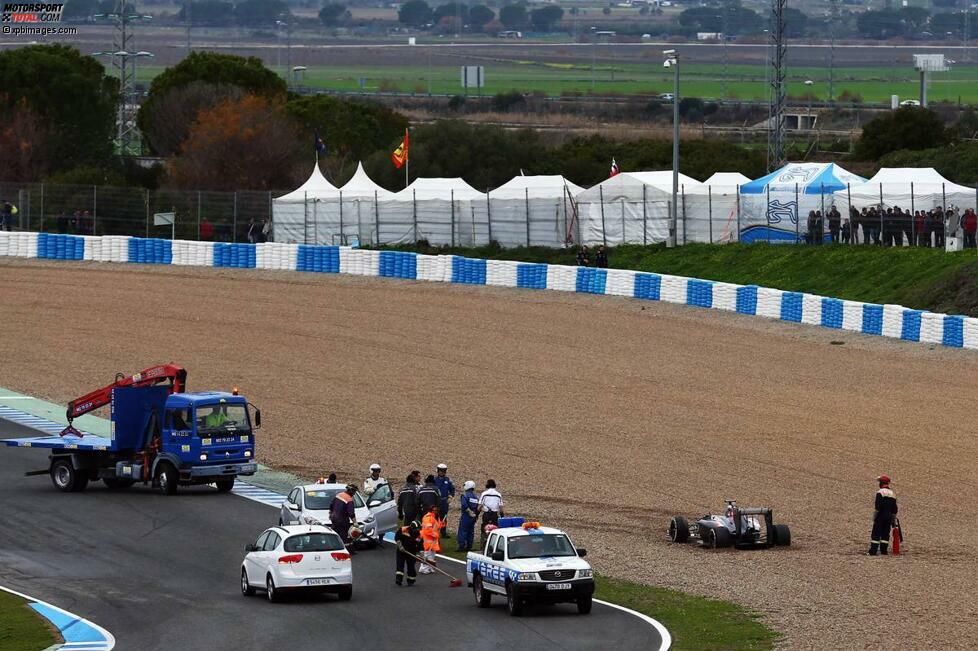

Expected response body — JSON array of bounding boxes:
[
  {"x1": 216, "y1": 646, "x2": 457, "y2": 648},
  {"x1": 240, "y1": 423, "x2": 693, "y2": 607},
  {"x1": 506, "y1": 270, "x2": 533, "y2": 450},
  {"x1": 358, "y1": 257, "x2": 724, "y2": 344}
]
[{"x1": 668, "y1": 500, "x2": 791, "y2": 550}]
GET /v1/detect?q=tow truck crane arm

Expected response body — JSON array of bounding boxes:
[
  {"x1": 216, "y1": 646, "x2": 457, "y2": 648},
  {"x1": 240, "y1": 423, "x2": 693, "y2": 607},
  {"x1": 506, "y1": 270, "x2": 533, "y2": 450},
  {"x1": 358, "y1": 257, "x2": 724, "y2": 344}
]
[{"x1": 61, "y1": 364, "x2": 187, "y2": 437}]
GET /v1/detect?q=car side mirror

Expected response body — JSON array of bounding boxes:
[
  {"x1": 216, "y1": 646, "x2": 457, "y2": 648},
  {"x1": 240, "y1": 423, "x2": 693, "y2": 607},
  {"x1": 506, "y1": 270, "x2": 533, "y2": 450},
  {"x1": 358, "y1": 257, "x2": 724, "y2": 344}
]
[
  {"x1": 254, "y1": 409, "x2": 261, "y2": 429},
  {"x1": 576, "y1": 547, "x2": 587, "y2": 557},
  {"x1": 286, "y1": 501, "x2": 298, "y2": 511},
  {"x1": 244, "y1": 543, "x2": 257, "y2": 552},
  {"x1": 368, "y1": 500, "x2": 380, "y2": 508},
  {"x1": 491, "y1": 551, "x2": 504, "y2": 562}
]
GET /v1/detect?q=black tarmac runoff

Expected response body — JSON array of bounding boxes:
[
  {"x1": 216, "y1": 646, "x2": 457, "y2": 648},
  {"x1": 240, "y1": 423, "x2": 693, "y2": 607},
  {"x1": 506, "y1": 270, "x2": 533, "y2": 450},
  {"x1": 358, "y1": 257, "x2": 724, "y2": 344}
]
[{"x1": 0, "y1": 418, "x2": 663, "y2": 650}]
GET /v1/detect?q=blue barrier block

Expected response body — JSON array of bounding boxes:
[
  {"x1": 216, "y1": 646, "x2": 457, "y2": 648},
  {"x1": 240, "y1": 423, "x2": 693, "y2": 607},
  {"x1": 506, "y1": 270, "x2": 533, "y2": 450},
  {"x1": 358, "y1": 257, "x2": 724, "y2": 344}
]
[
  {"x1": 633, "y1": 273, "x2": 661, "y2": 300},
  {"x1": 686, "y1": 279, "x2": 714, "y2": 309},
  {"x1": 451, "y1": 256, "x2": 486, "y2": 284},
  {"x1": 162, "y1": 239, "x2": 172, "y2": 264},
  {"x1": 820, "y1": 298, "x2": 843, "y2": 328},
  {"x1": 862, "y1": 304, "x2": 884, "y2": 336},
  {"x1": 37, "y1": 233, "x2": 48, "y2": 258},
  {"x1": 780, "y1": 291, "x2": 803, "y2": 322},
  {"x1": 296, "y1": 245, "x2": 308, "y2": 271},
  {"x1": 517, "y1": 263, "x2": 548, "y2": 289},
  {"x1": 576, "y1": 267, "x2": 607, "y2": 295},
  {"x1": 128, "y1": 238, "x2": 139, "y2": 264},
  {"x1": 901, "y1": 310, "x2": 922, "y2": 341},
  {"x1": 736, "y1": 285, "x2": 758, "y2": 315},
  {"x1": 943, "y1": 315, "x2": 964, "y2": 347}
]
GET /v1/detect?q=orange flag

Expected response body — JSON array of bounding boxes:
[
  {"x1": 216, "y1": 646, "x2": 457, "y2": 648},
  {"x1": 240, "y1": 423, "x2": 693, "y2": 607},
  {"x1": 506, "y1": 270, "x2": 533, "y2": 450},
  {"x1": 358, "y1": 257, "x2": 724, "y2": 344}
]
[{"x1": 391, "y1": 129, "x2": 409, "y2": 169}]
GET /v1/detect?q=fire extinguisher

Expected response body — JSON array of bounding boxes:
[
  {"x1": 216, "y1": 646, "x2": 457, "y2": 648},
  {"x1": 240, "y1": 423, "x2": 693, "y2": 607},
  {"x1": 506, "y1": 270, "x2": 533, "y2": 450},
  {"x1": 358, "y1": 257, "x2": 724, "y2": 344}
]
[{"x1": 892, "y1": 517, "x2": 904, "y2": 555}]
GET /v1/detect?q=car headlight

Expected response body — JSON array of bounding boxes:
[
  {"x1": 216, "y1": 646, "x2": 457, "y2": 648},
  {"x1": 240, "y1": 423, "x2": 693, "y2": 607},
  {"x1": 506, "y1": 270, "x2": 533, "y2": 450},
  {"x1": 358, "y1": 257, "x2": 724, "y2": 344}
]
[
  {"x1": 363, "y1": 515, "x2": 375, "y2": 524},
  {"x1": 199, "y1": 453, "x2": 208, "y2": 461},
  {"x1": 244, "y1": 450, "x2": 251, "y2": 458},
  {"x1": 578, "y1": 569, "x2": 593, "y2": 579},
  {"x1": 517, "y1": 573, "x2": 537, "y2": 581}
]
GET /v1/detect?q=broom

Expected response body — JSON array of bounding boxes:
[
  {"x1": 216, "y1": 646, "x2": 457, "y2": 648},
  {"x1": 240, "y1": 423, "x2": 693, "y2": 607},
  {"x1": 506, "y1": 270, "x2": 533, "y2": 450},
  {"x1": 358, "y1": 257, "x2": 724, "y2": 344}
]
[{"x1": 398, "y1": 546, "x2": 464, "y2": 587}]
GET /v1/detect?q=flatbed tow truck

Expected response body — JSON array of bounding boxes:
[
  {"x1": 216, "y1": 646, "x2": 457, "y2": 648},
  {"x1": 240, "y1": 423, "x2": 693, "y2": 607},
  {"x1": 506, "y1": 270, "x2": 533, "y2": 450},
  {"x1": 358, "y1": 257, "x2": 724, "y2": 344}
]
[{"x1": 0, "y1": 364, "x2": 261, "y2": 495}]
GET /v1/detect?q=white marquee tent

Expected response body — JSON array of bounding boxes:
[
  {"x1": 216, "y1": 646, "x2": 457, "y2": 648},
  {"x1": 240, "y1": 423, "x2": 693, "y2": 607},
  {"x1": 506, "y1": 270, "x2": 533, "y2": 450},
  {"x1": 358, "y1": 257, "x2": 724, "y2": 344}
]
[
  {"x1": 487, "y1": 175, "x2": 584, "y2": 248},
  {"x1": 377, "y1": 177, "x2": 487, "y2": 245},
  {"x1": 683, "y1": 173, "x2": 749, "y2": 243},
  {"x1": 832, "y1": 167, "x2": 977, "y2": 213},
  {"x1": 704, "y1": 172, "x2": 751, "y2": 186},
  {"x1": 272, "y1": 164, "x2": 340, "y2": 244}
]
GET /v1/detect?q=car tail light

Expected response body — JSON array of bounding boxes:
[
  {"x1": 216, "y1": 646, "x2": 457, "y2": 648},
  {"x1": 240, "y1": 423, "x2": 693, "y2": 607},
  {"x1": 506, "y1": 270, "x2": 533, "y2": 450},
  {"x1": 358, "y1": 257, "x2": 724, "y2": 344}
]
[
  {"x1": 278, "y1": 554, "x2": 303, "y2": 564},
  {"x1": 330, "y1": 552, "x2": 351, "y2": 561}
]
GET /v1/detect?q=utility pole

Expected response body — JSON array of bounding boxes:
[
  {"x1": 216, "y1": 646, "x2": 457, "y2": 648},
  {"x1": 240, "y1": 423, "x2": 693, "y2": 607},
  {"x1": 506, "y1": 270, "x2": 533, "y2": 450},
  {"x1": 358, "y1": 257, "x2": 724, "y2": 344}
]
[
  {"x1": 828, "y1": 0, "x2": 838, "y2": 102},
  {"x1": 720, "y1": 4, "x2": 728, "y2": 100},
  {"x1": 767, "y1": 0, "x2": 787, "y2": 171}
]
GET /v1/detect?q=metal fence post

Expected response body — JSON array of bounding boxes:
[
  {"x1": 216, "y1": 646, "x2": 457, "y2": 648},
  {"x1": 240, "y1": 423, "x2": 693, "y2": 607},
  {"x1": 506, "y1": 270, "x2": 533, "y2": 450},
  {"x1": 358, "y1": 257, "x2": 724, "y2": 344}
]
[
  {"x1": 93, "y1": 185, "x2": 98, "y2": 235},
  {"x1": 412, "y1": 189, "x2": 418, "y2": 243},
  {"x1": 267, "y1": 191, "x2": 273, "y2": 243},
  {"x1": 765, "y1": 184, "x2": 771, "y2": 244},
  {"x1": 486, "y1": 189, "x2": 492, "y2": 245},
  {"x1": 525, "y1": 187, "x2": 531, "y2": 247},
  {"x1": 708, "y1": 185, "x2": 713, "y2": 244},
  {"x1": 339, "y1": 191, "x2": 345, "y2": 245},
  {"x1": 374, "y1": 190, "x2": 380, "y2": 245},
  {"x1": 795, "y1": 183, "x2": 800, "y2": 243},
  {"x1": 303, "y1": 191, "x2": 308, "y2": 244},
  {"x1": 847, "y1": 183, "x2": 853, "y2": 245},
  {"x1": 736, "y1": 185, "x2": 741, "y2": 242},
  {"x1": 197, "y1": 190, "x2": 201, "y2": 241},
  {"x1": 642, "y1": 184, "x2": 647, "y2": 246},
  {"x1": 681, "y1": 185, "x2": 687, "y2": 245},
  {"x1": 232, "y1": 191, "x2": 237, "y2": 243},
  {"x1": 599, "y1": 185, "x2": 607, "y2": 247},
  {"x1": 910, "y1": 182, "x2": 915, "y2": 245},
  {"x1": 38, "y1": 182, "x2": 44, "y2": 232},
  {"x1": 820, "y1": 182, "x2": 826, "y2": 243},
  {"x1": 145, "y1": 189, "x2": 150, "y2": 237}
]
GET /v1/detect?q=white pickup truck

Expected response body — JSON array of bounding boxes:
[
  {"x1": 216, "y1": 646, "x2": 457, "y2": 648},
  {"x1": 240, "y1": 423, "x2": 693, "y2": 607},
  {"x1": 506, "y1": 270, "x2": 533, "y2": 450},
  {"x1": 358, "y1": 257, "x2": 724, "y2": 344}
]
[{"x1": 465, "y1": 522, "x2": 595, "y2": 616}]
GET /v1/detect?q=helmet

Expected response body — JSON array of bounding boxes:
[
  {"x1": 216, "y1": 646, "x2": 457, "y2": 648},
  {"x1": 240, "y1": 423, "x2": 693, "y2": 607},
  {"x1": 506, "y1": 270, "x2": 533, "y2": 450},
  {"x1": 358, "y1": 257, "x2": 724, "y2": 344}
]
[
  {"x1": 346, "y1": 483, "x2": 358, "y2": 493},
  {"x1": 877, "y1": 474, "x2": 891, "y2": 484},
  {"x1": 436, "y1": 463, "x2": 448, "y2": 470},
  {"x1": 463, "y1": 480, "x2": 476, "y2": 490},
  {"x1": 369, "y1": 463, "x2": 381, "y2": 471}
]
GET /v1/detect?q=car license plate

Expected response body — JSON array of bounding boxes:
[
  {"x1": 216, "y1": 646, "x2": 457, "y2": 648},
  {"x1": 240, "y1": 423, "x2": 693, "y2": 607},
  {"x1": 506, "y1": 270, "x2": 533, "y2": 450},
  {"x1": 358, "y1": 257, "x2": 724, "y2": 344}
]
[
  {"x1": 546, "y1": 583, "x2": 572, "y2": 591},
  {"x1": 306, "y1": 578, "x2": 332, "y2": 586}
]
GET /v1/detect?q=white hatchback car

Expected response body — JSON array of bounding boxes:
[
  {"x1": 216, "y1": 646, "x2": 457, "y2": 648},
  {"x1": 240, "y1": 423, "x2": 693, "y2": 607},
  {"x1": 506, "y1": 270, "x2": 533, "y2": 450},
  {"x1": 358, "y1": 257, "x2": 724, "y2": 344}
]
[
  {"x1": 279, "y1": 482, "x2": 398, "y2": 545},
  {"x1": 241, "y1": 525, "x2": 353, "y2": 602}
]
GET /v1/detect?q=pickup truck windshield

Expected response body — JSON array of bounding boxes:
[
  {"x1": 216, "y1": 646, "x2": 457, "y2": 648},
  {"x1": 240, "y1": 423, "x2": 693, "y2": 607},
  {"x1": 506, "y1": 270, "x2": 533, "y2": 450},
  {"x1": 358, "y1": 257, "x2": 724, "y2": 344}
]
[
  {"x1": 197, "y1": 404, "x2": 249, "y2": 433},
  {"x1": 507, "y1": 534, "x2": 577, "y2": 559},
  {"x1": 304, "y1": 489, "x2": 366, "y2": 510}
]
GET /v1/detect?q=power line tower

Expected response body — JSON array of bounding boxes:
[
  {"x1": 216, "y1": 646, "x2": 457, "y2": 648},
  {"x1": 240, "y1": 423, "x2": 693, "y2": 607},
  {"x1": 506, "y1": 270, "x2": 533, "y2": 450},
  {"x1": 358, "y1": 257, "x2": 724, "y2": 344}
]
[
  {"x1": 95, "y1": 0, "x2": 153, "y2": 157},
  {"x1": 767, "y1": 0, "x2": 787, "y2": 171}
]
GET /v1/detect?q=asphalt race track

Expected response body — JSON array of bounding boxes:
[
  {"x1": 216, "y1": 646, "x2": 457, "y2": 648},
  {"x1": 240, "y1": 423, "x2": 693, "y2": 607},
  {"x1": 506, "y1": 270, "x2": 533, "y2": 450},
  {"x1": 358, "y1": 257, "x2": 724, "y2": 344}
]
[{"x1": 0, "y1": 418, "x2": 662, "y2": 651}]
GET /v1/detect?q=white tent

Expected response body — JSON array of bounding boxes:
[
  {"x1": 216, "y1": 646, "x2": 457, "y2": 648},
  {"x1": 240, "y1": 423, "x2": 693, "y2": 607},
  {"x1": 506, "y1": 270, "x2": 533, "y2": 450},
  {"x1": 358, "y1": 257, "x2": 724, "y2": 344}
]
[
  {"x1": 833, "y1": 167, "x2": 976, "y2": 213},
  {"x1": 389, "y1": 177, "x2": 485, "y2": 201},
  {"x1": 340, "y1": 162, "x2": 393, "y2": 199},
  {"x1": 487, "y1": 175, "x2": 584, "y2": 247},
  {"x1": 704, "y1": 172, "x2": 751, "y2": 187},
  {"x1": 682, "y1": 174, "x2": 747, "y2": 243},
  {"x1": 491, "y1": 174, "x2": 584, "y2": 199},
  {"x1": 574, "y1": 172, "x2": 700, "y2": 245},
  {"x1": 375, "y1": 178, "x2": 488, "y2": 245},
  {"x1": 272, "y1": 164, "x2": 340, "y2": 244}
]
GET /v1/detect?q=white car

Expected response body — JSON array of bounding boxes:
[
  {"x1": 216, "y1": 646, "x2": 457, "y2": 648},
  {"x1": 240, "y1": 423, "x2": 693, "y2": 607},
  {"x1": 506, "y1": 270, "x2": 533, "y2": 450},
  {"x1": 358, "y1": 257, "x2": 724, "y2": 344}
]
[
  {"x1": 900, "y1": 99, "x2": 921, "y2": 107},
  {"x1": 241, "y1": 525, "x2": 352, "y2": 602},
  {"x1": 279, "y1": 482, "x2": 399, "y2": 545},
  {"x1": 465, "y1": 521, "x2": 595, "y2": 616}
]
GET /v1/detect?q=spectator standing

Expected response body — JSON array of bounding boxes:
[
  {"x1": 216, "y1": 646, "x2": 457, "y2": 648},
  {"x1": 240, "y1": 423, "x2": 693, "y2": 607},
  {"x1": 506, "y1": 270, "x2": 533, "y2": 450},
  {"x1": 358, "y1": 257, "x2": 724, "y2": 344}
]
[
  {"x1": 882, "y1": 208, "x2": 894, "y2": 247},
  {"x1": 849, "y1": 206, "x2": 860, "y2": 245},
  {"x1": 806, "y1": 211, "x2": 817, "y2": 244},
  {"x1": 2, "y1": 201, "x2": 15, "y2": 231},
  {"x1": 397, "y1": 471, "x2": 422, "y2": 524},
  {"x1": 456, "y1": 480, "x2": 479, "y2": 553},
  {"x1": 828, "y1": 206, "x2": 841, "y2": 243},
  {"x1": 418, "y1": 474, "x2": 440, "y2": 516},
  {"x1": 261, "y1": 218, "x2": 272, "y2": 243},
  {"x1": 394, "y1": 519, "x2": 422, "y2": 586},
  {"x1": 246, "y1": 218, "x2": 258, "y2": 244},
  {"x1": 900, "y1": 206, "x2": 914, "y2": 247},
  {"x1": 576, "y1": 245, "x2": 590, "y2": 267},
  {"x1": 841, "y1": 218, "x2": 851, "y2": 244},
  {"x1": 860, "y1": 208, "x2": 871, "y2": 244},
  {"x1": 478, "y1": 479, "x2": 504, "y2": 544},
  {"x1": 921, "y1": 210, "x2": 933, "y2": 247},
  {"x1": 330, "y1": 484, "x2": 358, "y2": 550},
  {"x1": 892, "y1": 207, "x2": 904, "y2": 247},
  {"x1": 434, "y1": 463, "x2": 455, "y2": 538},
  {"x1": 419, "y1": 504, "x2": 443, "y2": 575},
  {"x1": 200, "y1": 216, "x2": 215, "y2": 241},
  {"x1": 934, "y1": 207, "x2": 946, "y2": 248},
  {"x1": 595, "y1": 245, "x2": 609, "y2": 268},
  {"x1": 962, "y1": 208, "x2": 977, "y2": 248},
  {"x1": 364, "y1": 463, "x2": 386, "y2": 496}
]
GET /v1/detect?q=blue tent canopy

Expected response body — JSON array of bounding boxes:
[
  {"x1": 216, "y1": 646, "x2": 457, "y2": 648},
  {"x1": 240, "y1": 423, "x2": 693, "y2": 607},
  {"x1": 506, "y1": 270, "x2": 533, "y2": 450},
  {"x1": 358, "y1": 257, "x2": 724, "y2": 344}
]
[{"x1": 740, "y1": 163, "x2": 866, "y2": 196}]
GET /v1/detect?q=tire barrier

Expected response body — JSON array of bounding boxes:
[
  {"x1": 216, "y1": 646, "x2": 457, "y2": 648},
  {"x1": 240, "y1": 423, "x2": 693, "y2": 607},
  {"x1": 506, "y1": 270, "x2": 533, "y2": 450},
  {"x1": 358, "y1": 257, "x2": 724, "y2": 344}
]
[{"x1": 2, "y1": 230, "x2": 977, "y2": 350}]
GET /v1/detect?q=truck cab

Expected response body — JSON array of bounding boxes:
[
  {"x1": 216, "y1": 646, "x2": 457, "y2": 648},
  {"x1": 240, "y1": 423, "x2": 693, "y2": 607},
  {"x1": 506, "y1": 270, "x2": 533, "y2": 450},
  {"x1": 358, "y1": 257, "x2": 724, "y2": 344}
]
[{"x1": 466, "y1": 521, "x2": 595, "y2": 616}]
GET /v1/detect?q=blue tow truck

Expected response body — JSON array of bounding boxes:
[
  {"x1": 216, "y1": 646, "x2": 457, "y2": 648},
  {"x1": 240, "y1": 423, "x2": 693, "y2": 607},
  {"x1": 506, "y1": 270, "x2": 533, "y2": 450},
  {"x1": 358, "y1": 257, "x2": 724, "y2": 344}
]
[{"x1": 0, "y1": 364, "x2": 261, "y2": 495}]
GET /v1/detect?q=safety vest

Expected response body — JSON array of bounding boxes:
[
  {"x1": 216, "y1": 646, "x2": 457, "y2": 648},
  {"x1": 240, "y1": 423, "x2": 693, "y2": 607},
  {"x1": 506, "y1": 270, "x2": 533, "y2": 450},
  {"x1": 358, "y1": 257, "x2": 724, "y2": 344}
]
[{"x1": 421, "y1": 512, "x2": 442, "y2": 553}]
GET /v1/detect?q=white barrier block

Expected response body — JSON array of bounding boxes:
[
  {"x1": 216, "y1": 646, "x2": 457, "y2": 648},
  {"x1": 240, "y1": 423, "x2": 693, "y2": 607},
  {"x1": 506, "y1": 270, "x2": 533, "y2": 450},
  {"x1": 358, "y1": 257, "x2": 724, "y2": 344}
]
[
  {"x1": 659, "y1": 275, "x2": 688, "y2": 304},
  {"x1": 801, "y1": 294, "x2": 823, "y2": 325},
  {"x1": 82, "y1": 235, "x2": 98, "y2": 261},
  {"x1": 255, "y1": 242, "x2": 269, "y2": 269},
  {"x1": 341, "y1": 248, "x2": 379, "y2": 276},
  {"x1": 603, "y1": 269, "x2": 634, "y2": 297},
  {"x1": 25, "y1": 232, "x2": 38, "y2": 258},
  {"x1": 546, "y1": 264, "x2": 577, "y2": 292},
  {"x1": 919, "y1": 312, "x2": 944, "y2": 344},
  {"x1": 962, "y1": 317, "x2": 978, "y2": 349},
  {"x1": 285, "y1": 243, "x2": 298, "y2": 271},
  {"x1": 415, "y1": 254, "x2": 444, "y2": 282},
  {"x1": 486, "y1": 260, "x2": 519, "y2": 287},
  {"x1": 0, "y1": 231, "x2": 9, "y2": 257},
  {"x1": 841, "y1": 300, "x2": 864, "y2": 331},
  {"x1": 712, "y1": 282, "x2": 738, "y2": 311},
  {"x1": 882, "y1": 304, "x2": 905, "y2": 339},
  {"x1": 756, "y1": 287, "x2": 783, "y2": 319}
]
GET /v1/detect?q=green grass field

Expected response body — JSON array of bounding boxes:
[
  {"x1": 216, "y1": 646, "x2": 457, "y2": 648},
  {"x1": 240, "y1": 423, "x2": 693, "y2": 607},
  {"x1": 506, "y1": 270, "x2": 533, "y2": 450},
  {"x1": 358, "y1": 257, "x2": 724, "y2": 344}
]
[
  {"x1": 0, "y1": 591, "x2": 59, "y2": 651},
  {"x1": 130, "y1": 61, "x2": 978, "y2": 103}
]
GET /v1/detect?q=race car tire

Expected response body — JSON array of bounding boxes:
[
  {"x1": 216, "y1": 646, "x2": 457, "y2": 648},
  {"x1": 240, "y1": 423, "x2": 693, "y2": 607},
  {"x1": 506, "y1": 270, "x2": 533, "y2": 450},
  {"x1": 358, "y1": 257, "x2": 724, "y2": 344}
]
[
  {"x1": 669, "y1": 516, "x2": 689, "y2": 543},
  {"x1": 241, "y1": 568, "x2": 255, "y2": 596},
  {"x1": 706, "y1": 526, "x2": 732, "y2": 549},
  {"x1": 577, "y1": 595, "x2": 593, "y2": 615},
  {"x1": 266, "y1": 574, "x2": 281, "y2": 603},
  {"x1": 506, "y1": 582, "x2": 524, "y2": 617},
  {"x1": 215, "y1": 478, "x2": 235, "y2": 493},
  {"x1": 337, "y1": 586, "x2": 353, "y2": 601},
  {"x1": 771, "y1": 524, "x2": 791, "y2": 547},
  {"x1": 474, "y1": 575, "x2": 492, "y2": 608}
]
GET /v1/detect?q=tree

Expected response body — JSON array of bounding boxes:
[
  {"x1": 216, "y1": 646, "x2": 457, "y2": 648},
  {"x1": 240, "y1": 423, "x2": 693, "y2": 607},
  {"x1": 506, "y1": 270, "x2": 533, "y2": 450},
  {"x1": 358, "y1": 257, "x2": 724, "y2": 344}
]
[
  {"x1": 0, "y1": 99, "x2": 51, "y2": 182},
  {"x1": 285, "y1": 95, "x2": 408, "y2": 164},
  {"x1": 140, "y1": 82, "x2": 246, "y2": 156},
  {"x1": 530, "y1": 4, "x2": 563, "y2": 31},
  {"x1": 138, "y1": 52, "x2": 286, "y2": 154},
  {"x1": 398, "y1": 0, "x2": 432, "y2": 26},
  {"x1": 782, "y1": 7, "x2": 807, "y2": 37},
  {"x1": 856, "y1": 107, "x2": 951, "y2": 160},
  {"x1": 499, "y1": 3, "x2": 528, "y2": 29},
  {"x1": 319, "y1": 3, "x2": 350, "y2": 26},
  {"x1": 469, "y1": 4, "x2": 494, "y2": 28},
  {"x1": 856, "y1": 9, "x2": 904, "y2": 39},
  {"x1": 931, "y1": 11, "x2": 966, "y2": 38},
  {"x1": 898, "y1": 6, "x2": 931, "y2": 33},
  {"x1": 234, "y1": 0, "x2": 290, "y2": 27},
  {"x1": 178, "y1": 1, "x2": 234, "y2": 26},
  {"x1": 0, "y1": 44, "x2": 117, "y2": 173},
  {"x1": 433, "y1": 2, "x2": 468, "y2": 24},
  {"x1": 169, "y1": 95, "x2": 303, "y2": 191}
]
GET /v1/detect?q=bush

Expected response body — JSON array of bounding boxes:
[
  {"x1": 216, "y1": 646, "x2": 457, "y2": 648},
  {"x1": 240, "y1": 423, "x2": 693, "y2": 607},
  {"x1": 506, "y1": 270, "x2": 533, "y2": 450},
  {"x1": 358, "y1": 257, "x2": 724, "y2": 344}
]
[
  {"x1": 856, "y1": 107, "x2": 951, "y2": 160},
  {"x1": 491, "y1": 91, "x2": 526, "y2": 112}
]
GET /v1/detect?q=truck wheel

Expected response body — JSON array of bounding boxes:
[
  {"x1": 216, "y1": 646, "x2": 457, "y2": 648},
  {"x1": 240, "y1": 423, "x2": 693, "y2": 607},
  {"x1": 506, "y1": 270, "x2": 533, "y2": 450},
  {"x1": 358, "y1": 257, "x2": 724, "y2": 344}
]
[
  {"x1": 337, "y1": 585, "x2": 353, "y2": 601},
  {"x1": 50, "y1": 459, "x2": 87, "y2": 493},
  {"x1": 505, "y1": 582, "x2": 523, "y2": 617},
  {"x1": 771, "y1": 524, "x2": 791, "y2": 547},
  {"x1": 215, "y1": 479, "x2": 235, "y2": 493},
  {"x1": 156, "y1": 463, "x2": 178, "y2": 496},
  {"x1": 669, "y1": 516, "x2": 689, "y2": 543},
  {"x1": 103, "y1": 477, "x2": 134, "y2": 489},
  {"x1": 577, "y1": 595, "x2": 593, "y2": 615},
  {"x1": 473, "y1": 575, "x2": 492, "y2": 608},
  {"x1": 266, "y1": 574, "x2": 281, "y2": 603},
  {"x1": 706, "y1": 526, "x2": 732, "y2": 549},
  {"x1": 241, "y1": 568, "x2": 255, "y2": 596}
]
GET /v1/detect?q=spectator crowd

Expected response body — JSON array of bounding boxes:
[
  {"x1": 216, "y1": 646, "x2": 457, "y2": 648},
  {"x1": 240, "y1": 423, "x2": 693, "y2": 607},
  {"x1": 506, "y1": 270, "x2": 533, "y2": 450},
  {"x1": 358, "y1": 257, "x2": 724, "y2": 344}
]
[{"x1": 804, "y1": 205, "x2": 978, "y2": 248}]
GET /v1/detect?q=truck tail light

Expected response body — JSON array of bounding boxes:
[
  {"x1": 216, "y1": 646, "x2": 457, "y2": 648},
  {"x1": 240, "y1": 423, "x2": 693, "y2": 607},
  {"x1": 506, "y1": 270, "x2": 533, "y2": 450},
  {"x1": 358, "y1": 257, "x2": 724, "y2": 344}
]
[
  {"x1": 330, "y1": 552, "x2": 350, "y2": 561},
  {"x1": 278, "y1": 554, "x2": 303, "y2": 564}
]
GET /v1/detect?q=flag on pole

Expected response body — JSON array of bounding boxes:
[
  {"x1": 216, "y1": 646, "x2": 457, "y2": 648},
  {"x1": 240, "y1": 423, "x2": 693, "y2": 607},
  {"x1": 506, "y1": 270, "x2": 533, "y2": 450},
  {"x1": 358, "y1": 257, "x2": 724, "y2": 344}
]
[
  {"x1": 391, "y1": 129, "x2": 409, "y2": 169},
  {"x1": 609, "y1": 158, "x2": 620, "y2": 177},
  {"x1": 315, "y1": 133, "x2": 327, "y2": 155}
]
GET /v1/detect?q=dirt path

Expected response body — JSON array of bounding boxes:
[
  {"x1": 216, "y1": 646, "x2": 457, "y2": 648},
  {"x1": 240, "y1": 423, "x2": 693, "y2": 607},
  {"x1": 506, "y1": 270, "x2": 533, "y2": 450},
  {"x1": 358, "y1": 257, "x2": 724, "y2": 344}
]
[{"x1": 2, "y1": 259, "x2": 975, "y2": 649}]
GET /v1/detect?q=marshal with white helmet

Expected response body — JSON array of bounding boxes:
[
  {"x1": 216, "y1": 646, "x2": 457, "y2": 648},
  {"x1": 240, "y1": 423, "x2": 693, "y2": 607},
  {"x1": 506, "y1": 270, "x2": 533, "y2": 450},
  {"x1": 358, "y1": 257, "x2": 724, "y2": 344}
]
[{"x1": 465, "y1": 519, "x2": 594, "y2": 616}]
